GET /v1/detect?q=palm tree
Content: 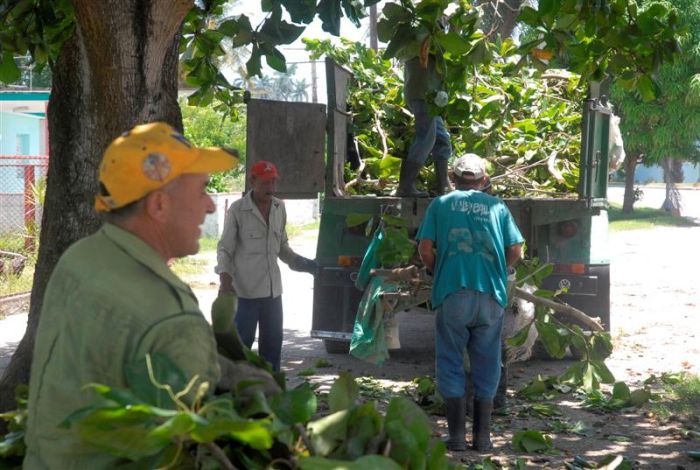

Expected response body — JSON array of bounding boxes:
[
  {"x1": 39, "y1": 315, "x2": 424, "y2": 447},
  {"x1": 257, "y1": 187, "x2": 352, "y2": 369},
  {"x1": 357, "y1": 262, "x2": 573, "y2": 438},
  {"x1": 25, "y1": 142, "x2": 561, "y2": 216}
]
[{"x1": 290, "y1": 77, "x2": 309, "y2": 102}]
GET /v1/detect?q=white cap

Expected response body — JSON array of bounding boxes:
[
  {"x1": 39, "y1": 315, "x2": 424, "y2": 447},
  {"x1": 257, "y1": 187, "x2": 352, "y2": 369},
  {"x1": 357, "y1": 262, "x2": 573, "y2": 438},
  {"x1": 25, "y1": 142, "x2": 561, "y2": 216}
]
[{"x1": 453, "y1": 153, "x2": 486, "y2": 180}]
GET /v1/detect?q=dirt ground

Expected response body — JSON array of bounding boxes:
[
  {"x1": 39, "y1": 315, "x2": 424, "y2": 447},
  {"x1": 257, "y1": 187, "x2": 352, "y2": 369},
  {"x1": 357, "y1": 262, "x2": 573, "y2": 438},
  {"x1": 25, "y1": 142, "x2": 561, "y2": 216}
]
[{"x1": 269, "y1": 224, "x2": 700, "y2": 469}]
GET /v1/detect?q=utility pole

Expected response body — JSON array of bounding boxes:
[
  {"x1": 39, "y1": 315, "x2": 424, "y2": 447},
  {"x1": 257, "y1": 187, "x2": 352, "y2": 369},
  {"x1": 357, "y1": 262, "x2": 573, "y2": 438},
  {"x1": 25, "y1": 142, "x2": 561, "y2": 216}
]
[
  {"x1": 369, "y1": 5, "x2": 378, "y2": 51},
  {"x1": 310, "y1": 59, "x2": 318, "y2": 103}
]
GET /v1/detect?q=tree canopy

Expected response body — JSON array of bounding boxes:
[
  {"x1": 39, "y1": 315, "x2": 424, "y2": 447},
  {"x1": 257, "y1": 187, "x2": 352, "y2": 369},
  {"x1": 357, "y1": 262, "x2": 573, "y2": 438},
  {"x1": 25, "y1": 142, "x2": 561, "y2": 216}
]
[{"x1": 612, "y1": 0, "x2": 700, "y2": 213}]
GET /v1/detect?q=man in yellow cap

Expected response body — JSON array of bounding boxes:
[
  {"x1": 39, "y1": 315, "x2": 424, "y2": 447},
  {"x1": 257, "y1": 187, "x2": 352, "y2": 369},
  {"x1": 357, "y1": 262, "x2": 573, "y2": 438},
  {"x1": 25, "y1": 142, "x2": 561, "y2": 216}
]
[{"x1": 23, "y1": 122, "x2": 277, "y2": 468}]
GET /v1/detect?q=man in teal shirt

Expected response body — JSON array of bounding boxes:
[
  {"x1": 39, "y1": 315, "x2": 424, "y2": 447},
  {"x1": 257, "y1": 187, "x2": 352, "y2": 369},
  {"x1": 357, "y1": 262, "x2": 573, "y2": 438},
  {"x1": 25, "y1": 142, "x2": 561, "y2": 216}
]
[
  {"x1": 417, "y1": 154, "x2": 523, "y2": 451},
  {"x1": 24, "y1": 123, "x2": 277, "y2": 468}
]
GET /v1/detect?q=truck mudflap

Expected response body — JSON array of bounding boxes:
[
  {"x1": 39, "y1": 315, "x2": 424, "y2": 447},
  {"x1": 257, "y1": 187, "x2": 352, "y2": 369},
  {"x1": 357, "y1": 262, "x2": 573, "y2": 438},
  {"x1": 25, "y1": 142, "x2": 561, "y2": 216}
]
[
  {"x1": 541, "y1": 264, "x2": 610, "y2": 330},
  {"x1": 311, "y1": 266, "x2": 362, "y2": 344}
]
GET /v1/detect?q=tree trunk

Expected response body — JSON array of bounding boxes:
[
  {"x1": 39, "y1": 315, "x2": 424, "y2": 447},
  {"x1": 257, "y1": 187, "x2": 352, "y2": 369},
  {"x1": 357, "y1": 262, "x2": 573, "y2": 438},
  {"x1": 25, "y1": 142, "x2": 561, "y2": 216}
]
[
  {"x1": 0, "y1": 0, "x2": 190, "y2": 413},
  {"x1": 622, "y1": 154, "x2": 638, "y2": 213},
  {"x1": 661, "y1": 157, "x2": 682, "y2": 216},
  {"x1": 477, "y1": 0, "x2": 523, "y2": 39},
  {"x1": 671, "y1": 158, "x2": 684, "y2": 183}
]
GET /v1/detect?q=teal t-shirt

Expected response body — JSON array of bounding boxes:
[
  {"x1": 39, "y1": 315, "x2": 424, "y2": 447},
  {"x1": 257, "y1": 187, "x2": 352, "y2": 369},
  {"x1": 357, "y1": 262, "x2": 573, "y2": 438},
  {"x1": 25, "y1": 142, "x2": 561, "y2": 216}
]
[{"x1": 417, "y1": 190, "x2": 524, "y2": 308}]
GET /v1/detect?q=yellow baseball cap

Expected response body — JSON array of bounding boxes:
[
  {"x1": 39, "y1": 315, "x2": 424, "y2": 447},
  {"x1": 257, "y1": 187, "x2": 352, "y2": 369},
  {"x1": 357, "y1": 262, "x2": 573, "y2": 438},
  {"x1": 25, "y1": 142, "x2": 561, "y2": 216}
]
[{"x1": 95, "y1": 122, "x2": 238, "y2": 212}]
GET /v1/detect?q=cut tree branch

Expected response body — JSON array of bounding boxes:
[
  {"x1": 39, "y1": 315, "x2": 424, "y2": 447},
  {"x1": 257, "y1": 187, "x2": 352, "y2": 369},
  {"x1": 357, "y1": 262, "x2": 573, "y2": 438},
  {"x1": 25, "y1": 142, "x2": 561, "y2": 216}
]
[{"x1": 514, "y1": 286, "x2": 604, "y2": 331}]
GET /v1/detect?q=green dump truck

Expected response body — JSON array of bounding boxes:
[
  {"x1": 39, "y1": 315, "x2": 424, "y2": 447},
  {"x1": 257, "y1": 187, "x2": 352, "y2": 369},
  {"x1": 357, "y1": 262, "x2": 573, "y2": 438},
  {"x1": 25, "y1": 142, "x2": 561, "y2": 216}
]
[{"x1": 245, "y1": 59, "x2": 612, "y2": 354}]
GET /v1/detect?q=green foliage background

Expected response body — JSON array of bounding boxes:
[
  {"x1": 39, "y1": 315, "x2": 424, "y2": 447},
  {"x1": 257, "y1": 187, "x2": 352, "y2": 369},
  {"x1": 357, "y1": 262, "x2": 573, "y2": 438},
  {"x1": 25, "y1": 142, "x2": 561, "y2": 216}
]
[{"x1": 180, "y1": 100, "x2": 247, "y2": 193}]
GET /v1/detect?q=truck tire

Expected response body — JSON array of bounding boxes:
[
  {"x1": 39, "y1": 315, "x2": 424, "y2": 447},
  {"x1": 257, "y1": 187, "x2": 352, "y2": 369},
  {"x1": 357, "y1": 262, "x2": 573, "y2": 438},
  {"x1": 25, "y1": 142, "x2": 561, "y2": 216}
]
[{"x1": 323, "y1": 339, "x2": 350, "y2": 354}]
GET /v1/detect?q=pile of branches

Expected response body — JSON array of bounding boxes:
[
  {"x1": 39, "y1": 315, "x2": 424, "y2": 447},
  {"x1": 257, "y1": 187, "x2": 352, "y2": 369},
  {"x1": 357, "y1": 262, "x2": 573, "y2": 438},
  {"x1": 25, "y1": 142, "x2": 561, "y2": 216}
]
[{"x1": 305, "y1": 39, "x2": 585, "y2": 198}]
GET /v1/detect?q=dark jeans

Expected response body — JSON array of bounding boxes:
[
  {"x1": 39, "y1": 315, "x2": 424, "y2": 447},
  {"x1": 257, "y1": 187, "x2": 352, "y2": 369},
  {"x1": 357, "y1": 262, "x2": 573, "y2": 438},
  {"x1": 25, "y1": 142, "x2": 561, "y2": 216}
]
[
  {"x1": 406, "y1": 99, "x2": 452, "y2": 165},
  {"x1": 235, "y1": 296, "x2": 283, "y2": 371},
  {"x1": 435, "y1": 289, "x2": 504, "y2": 400}
]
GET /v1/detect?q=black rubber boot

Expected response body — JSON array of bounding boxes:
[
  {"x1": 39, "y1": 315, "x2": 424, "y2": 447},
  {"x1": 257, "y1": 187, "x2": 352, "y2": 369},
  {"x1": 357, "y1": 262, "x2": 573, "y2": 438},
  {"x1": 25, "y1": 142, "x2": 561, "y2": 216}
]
[
  {"x1": 444, "y1": 397, "x2": 468, "y2": 451},
  {"x1": 434, "y1": 158, "x2": 452, "y2": 195},
  {"x1": 464, "y1": 374, "x2": 474, "y2": 418},
  {"x1": 493, "y1": 363, "x2": 508, "y2": 411},
  {"x1": 472, "y1": 399, "x2": 494, "y2": 451},
  {"x1": 398, "y1": 160, "x2": 429, "y2": 197}
]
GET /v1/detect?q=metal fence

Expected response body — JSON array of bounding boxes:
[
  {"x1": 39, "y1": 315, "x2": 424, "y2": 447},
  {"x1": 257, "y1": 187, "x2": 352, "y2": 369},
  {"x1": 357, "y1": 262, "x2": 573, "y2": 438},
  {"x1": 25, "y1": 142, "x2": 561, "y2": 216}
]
[{"x1": 0, "y1": 155, "x2": 48, "y2": 251}]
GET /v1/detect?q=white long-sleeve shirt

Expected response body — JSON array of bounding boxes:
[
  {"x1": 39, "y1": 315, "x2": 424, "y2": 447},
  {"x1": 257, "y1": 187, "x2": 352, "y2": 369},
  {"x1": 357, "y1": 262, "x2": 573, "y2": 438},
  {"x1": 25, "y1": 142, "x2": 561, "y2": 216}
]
[{"x1": 215, "y1": 192, "x2": 297, "y2": 298}]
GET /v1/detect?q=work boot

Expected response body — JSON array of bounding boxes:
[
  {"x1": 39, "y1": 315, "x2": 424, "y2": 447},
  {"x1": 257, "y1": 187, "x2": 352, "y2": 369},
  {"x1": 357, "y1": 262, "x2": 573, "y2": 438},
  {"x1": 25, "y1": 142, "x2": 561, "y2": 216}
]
[
  {"x1": 434, "y1": 158, "x2": 452, "y2": 195},
  {"x1": 397, "y1": 160, "x2": 428, "y2": 197},
  {"x1": 472, "y1": 399, "x2": 494, "y2": 451},
  {"x1": 494, "y1": 363, "x2": 508, "y2": 411},
  {"x1": 444, "y1": 396, "x2": 468, "y2": 451},
  {"x1": 464, "y1": 375, "x2": 474, "y2": 418}
]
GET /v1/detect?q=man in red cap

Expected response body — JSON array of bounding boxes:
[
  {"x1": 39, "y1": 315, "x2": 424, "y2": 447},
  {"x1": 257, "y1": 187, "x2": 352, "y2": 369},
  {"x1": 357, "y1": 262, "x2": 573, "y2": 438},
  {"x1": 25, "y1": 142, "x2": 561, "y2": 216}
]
[{"x1": 215, "y1": 160, "x2": 317, "y2": 371}]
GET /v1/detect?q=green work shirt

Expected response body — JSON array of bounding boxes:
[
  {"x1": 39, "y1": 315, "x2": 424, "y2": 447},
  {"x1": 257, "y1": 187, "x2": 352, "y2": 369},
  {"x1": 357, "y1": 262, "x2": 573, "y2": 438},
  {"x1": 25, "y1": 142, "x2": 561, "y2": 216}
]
[
  {"x1": 24, "y1": 223, "x2": 221, "y2": 469},
  {"x1": 403, "y1": 55, "x2": 444, "y2": 102}
]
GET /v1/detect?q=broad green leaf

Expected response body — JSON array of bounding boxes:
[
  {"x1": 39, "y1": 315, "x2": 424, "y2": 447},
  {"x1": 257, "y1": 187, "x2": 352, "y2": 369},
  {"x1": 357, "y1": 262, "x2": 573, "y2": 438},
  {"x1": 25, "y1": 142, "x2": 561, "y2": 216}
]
[
  {"x1": 589, "y1": 332, "x2": 613, "y2": 360},
  {"x1": 283, "y1": 0, "x2": 316, "y2": 23},
  {"x1": 329, "y1": 372, "x2": 359, "y2": 412},
  {"x1": 190, "y1": 417, "x2": 273, "y2": 449},
  {"x1": 0, "y1": 52, "x2": 21, "y2": 84},
  {"x1": 270, "y1": 382, "x2": 317, "y2": 424},
  {"x1": 299, "y1": 454, "x2": 403, "y2": 470},
  {"x1": 512, "y1": 430, "x2": 553, "y2": 453},
  {"x1": 381, "y1": 214, "x2": 406, "y2": 227},
  {"x1": 628, "y1": 388, "x2": 651, "y2": 407},
  {"x1": 260, "y1": 19, "x2": 305, "y2": 45},
  {"x1": 506, "y1": 322, "x2": 533, "y2": 347},
  {"x1": 560, "y1": 362, "x2": 584, "y2": 386},
  {"x1": 307, "y1": 409, "x2": 351, "y2": 457},
  {"x1": 72, "y1": 407, "x2": 173, "y2": 460},
  {"x1": 435, "y1": 31, "x2": 470, "y2": 55},
  {"x1": 317, "y1": 0, "x2": 342, "y2": 35},
  {"x1": 536, "y1": 321, "x2": 568, "y2": 359},
  {"x1": 340, "y1": 402, "x2": 382, "y2": 459},
  {"x1": 518, "y1": 377, "x2": 548, "y2": 399},
  {"x1": 384, "y1": 397, "x2": 431, "y2": 468},
  {"x1": 592, "y1": 361, "x2": 616, "y2": 385},
  {"x1": 246, "y1": 45, "x2": 262, "y2": 77},
  {"x1": 264, "y1": 47, "x2": 288, "y2": 72},
  {"x1": 612, "y1": 382, "x2": 631, "y2": 401},
  {"x1": 346, "y1": 212, "x2": 373, "y2": 228}
]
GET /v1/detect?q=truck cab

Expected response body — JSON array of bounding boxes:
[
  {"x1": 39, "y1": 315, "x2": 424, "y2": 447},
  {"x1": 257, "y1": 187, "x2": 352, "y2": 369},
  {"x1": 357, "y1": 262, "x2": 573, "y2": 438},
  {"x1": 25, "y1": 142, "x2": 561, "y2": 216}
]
[{"x1": 244, "y1": 59, "x2": 612, "y2": 353}]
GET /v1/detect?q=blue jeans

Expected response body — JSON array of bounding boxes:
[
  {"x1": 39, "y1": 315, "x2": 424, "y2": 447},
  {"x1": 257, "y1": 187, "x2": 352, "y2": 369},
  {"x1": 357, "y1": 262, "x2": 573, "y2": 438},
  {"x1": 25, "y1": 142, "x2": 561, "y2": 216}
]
[
  {"x1": 235, "y1": 296, "x2": 283, "y2": 371},
  {"x1": 407, "y1": 99, "x2": 451, "y2": 165},
  {"x1": 435, "y1": 289, "x2": 504, "y2": 400}
]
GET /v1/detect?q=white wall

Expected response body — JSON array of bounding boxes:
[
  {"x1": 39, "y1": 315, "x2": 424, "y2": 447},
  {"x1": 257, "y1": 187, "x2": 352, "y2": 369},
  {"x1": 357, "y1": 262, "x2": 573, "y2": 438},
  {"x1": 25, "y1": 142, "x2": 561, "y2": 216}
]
[{"x1": 202, "y1": 192, "x2": 319, "y2": 238}]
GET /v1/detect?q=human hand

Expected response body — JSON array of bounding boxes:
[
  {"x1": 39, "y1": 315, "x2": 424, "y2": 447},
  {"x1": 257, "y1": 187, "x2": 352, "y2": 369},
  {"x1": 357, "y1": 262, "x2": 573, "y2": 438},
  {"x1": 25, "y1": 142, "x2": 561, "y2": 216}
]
[
  {"x1": 217, "y1": 358, "x2": 282, "y2": 398},
  {"x1": 291, "y1": 255, "x2": 318, "y2": 275}
]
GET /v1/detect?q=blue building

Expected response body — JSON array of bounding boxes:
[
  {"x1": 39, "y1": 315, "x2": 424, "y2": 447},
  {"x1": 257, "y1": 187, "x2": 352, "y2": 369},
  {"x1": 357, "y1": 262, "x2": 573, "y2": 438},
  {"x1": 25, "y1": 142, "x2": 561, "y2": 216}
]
[
  {"x1": 0, "y1": 91, "x2": 49, "y2": 236},
  {"x1": 633, "y1": 162, "x2": 700, "y2": 184}
]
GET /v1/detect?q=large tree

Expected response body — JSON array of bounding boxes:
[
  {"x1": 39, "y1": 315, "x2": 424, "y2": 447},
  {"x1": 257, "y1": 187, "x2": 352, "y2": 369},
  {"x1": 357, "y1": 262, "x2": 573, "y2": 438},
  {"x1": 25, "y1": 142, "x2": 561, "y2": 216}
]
[
  {"x1": 613, "y1": 0, "x2": 700, "y2": 214},
  {"x1": 0, "y1": 0, "x2": 683, "y2": 414},
  {"x1": 0, "y1": 0, "x2": 381, "y2": 413}
]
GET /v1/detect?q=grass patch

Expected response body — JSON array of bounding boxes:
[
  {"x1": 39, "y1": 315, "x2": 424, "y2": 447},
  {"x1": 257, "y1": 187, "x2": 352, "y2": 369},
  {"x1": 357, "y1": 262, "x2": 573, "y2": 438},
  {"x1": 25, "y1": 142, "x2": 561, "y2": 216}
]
[
  {"x1": 0, "y1": 266, "x2": 35, "y2": 297},
  {"x1": 198, "y1": 237, "x2": 218, "y2": 252},
  {"x1": 647, "y1": 372, "x2": 700, "y2": 426},
  {"x1": 608, "y1": 203, "x2": 699, "y2": 231},
  {"x1": 171, "y1": 256, "x2": 210, "y2": 278},
  {"x1": 287, "y1": 220, "x2": 320, "y2": 240}
]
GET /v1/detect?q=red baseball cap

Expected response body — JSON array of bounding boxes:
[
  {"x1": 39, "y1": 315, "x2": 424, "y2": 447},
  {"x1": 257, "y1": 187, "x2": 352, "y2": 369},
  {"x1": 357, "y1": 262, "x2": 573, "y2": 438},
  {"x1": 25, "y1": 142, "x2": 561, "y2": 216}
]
[{"x1": 250, "y1": 160, "x2": 279, "y2": 181}]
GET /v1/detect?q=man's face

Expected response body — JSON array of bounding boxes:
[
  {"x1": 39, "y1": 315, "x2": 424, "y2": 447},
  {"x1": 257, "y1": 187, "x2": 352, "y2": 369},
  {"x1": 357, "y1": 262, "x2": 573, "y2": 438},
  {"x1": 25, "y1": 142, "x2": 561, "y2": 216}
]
[
  {"x1": 251, "y1": 175, "x2": 277, "y2": 202},
  {"x1": 164, "y1": 173, "x2": 215, "y2": 258}
]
